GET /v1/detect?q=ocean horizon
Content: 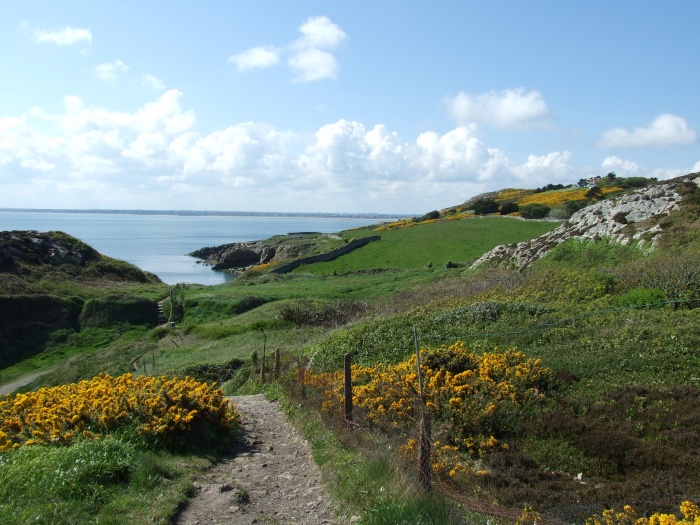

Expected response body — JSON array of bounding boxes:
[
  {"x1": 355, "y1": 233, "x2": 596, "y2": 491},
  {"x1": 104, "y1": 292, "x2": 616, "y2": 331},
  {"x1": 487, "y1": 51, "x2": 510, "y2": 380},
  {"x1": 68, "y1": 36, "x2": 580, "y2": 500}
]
[{"x1": 0, "y1": 210, "x2": 401, "y2": 286}]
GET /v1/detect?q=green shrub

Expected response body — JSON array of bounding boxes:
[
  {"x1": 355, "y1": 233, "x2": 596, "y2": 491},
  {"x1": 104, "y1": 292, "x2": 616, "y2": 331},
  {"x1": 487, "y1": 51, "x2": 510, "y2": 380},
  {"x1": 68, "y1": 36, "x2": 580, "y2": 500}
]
[
  {"x1": 614, "y1": 287, "x2": 667, "y2": 308},
  {"x1": 520, "y1": 203, "x2": 551, "y2": 219},
  {"x1": 84, "y1": 257, "x2": 155, "y2": 283},
  {"x1": 276, "y1": 299, "x2": 369, "y2": 328},
  {"x1": 472, "y1": 198, "x2": 499, "y2": 215},
  {"x1": 500, "y1": 202, "x2": 519, "y2": 215},
  {"x1": 180, "y1": 358, "x2": 247, "y2": 384},
  {"x1": 79, "y1": 296, "x2": 157, "y2": 328}
]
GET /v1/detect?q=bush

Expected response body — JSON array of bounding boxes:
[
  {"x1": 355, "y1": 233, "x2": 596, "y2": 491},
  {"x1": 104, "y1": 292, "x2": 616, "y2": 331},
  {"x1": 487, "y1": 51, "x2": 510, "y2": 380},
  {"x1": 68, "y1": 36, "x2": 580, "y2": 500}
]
[
  {"x1": 79, "y1": 296, "x2": 157, "y2": 328},
  {"x1": 180, "y1": 358, "x2": 247, "y2": 384},
  {"x1": 520, "y1": 204, "x2": 551, "y2": 219},
  {"x1": 472, "y1": 198, "x2": 500, "y2": 215},
  {"x1": 614, "y1": 287, "x2": 667, "y2": 308},
  {"x1": 619, "y1": 176, "x2": 650, "y2": 189},
  {"x1": 276, "y1": 299, "x2": 369, "y2": 328},
  {"x1": 500, "y1": 202, "x2": 519, "y2": 215}
]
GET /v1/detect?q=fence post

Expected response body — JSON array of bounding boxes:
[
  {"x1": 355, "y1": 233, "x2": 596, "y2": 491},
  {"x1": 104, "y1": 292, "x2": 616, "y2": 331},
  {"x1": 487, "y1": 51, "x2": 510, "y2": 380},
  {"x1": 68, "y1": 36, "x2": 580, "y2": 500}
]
[
  {"x1": 152, "y1": 353, "x2": 156, "y2": 375},
  {"x1": 261, "y1": 329, "x2": 267, "y2": 383},
  {"x1": 414, "y1": 325, "x2": 432, "y2": 492},
  {"x1": 344, "y1": 353, "x2": 353, "y2": 423},
  {"x1": 275, "y1": 349, "x2": 281, "y2": 380}
]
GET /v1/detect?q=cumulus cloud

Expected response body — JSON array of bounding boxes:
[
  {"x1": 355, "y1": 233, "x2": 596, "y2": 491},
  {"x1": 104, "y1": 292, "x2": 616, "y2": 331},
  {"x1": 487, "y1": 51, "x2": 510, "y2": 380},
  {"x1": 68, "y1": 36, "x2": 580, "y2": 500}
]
[
  {"x1": 295, "y1": 15, "x2": 347, "y2": 49},
  {"x1": 445, "y1": 88, "x2": 552, "y2": 129},
  {"x1": 0, "y1": 92, "x2": 599, "y2": 213},
  {"x1": 289, "y1": 48, "x2": 339, "y2": 82},
  {"x1": 289, "y1": 16, "x2": 346, "y2": 81},
  {"x1": 34, "y1": 26, "x2": 92, "y2": 45},
  {"x1": 94, "y1": 60, "x2": 129, "y2": 83},
  {"x1": 602, "y1": 155, "x2": 642, "y2": 176},
  {"x1": 599, "y1": 114, "x2": 697, "y2": 148},
  {"x1": 229, "y1": 46, "x2": 281, "y2": 70},
  {"x1": 229, "y1": 16, "x2": 346, "y2": 82},
  {"x1": 510, "y1": 151, "x2": 574, "y2": 185}
]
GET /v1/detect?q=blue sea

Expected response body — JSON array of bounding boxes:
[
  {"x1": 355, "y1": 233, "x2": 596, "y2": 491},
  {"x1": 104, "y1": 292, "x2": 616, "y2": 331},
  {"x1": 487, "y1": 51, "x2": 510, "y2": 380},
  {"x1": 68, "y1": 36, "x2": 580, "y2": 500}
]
[{"x1": 0, "y1": 211, "x2": 395, "y2": 285}]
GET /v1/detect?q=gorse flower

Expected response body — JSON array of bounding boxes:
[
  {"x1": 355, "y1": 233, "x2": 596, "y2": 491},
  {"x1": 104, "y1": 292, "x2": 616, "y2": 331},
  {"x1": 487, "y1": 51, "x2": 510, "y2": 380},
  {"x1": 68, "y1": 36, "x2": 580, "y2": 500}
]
[
  {"x1": 0, "y1": 373, "x2": 239, "y2": 451},
  {"x1": 305, "y1": 342, "x2": 551, "y2": 474},
  {"x1": 586, "y1": 502, "x2": 700, "y2": 525}
]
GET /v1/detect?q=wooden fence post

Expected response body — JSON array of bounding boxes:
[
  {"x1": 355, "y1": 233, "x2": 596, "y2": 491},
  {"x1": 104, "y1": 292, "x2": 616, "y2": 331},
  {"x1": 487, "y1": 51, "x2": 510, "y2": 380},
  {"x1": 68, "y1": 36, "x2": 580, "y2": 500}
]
[
  {"x1": 275, "y1": 349, "x2": 281, "y2": 380},
  {"x1": 344, "y1": 353, "x2": 353, "y2": 423},
  {"x1": 414, "y1": 325, "x2": 432, "y2": 492},
  {"x1": 261, "y1": 329, "x2": 267, "y2": 383}
]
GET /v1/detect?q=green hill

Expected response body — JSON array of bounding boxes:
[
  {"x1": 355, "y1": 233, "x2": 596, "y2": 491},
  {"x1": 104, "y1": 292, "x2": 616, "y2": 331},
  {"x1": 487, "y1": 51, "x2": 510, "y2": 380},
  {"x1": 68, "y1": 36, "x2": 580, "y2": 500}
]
[{"x1": 2, "y1": 173, "x2": 700, "y2": 524}]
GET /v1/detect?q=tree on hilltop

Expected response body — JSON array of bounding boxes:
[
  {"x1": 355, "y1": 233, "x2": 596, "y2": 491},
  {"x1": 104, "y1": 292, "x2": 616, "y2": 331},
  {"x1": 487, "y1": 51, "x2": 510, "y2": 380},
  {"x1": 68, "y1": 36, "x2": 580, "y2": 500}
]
[{"x1": 472, "y1": 198, "x2": 499, "y2": 215}]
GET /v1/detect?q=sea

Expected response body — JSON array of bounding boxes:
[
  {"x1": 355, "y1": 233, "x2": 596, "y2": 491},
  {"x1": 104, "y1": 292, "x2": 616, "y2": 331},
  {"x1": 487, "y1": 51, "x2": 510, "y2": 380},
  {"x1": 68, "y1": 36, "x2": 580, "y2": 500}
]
[{"x1": 0, "y1": 211, "x2": 399, "y2": 286}]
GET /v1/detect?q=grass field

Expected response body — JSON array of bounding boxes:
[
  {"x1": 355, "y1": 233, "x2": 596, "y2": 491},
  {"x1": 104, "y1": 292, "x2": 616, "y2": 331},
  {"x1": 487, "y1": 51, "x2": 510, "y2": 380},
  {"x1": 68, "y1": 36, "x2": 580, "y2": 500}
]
[{"x1": 304, "y1": 216, "x2": 558, "y2": 273}]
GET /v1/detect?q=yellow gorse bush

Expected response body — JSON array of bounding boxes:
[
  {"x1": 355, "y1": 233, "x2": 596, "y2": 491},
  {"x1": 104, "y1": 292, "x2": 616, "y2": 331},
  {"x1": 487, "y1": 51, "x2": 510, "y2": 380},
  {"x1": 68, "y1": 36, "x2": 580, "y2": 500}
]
[
  {"x1": 305, "y1": 342, "x2": 551, "y2": 472},
  {"x1": 586, "y1": 502, "x2": 700, "y2": 525},
  {"x1": 0, "y1": 373, "x2": 239, "y2": 451},
  {"x1": 517, "y1": 186, "x2": 622, "y2": 207},
  {"x1": 497, "y1": 189, "x2": 531, "y2": 201}
]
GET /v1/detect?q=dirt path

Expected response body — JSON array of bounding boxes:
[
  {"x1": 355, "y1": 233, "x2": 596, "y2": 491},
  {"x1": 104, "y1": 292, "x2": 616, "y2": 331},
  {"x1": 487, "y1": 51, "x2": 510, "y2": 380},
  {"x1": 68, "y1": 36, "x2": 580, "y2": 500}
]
[
  {"x1": 174, "y1": 394, "x2": 346, "y2": 525},
  {"x1": 0, "y1": 370, "x2": 52, "y2": 396}
]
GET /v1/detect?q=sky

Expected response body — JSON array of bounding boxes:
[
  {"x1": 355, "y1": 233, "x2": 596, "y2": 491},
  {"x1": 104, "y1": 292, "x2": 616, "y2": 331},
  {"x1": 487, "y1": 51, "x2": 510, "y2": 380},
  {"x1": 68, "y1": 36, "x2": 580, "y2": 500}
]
[{"x1": 1, "y1": 1, "x2": 699, "y2": 215}]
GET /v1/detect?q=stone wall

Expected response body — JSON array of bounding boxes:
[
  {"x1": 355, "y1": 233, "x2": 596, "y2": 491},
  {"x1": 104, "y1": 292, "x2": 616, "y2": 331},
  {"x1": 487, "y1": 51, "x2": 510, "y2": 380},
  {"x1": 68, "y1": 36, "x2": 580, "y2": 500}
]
[{"x1": 270, "y1": 235, "x2": 381, "y2": 274}]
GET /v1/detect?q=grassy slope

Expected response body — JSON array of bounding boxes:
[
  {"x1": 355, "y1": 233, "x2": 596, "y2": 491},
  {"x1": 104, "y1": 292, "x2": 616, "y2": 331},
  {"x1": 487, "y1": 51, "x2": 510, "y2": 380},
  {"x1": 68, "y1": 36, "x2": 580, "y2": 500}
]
[
  {"x1": 309, "y1": 217, "x2": 557, "y2": 273},
  {"x1": 3, "y1": 179, "x2": 700, "y2": 524}
]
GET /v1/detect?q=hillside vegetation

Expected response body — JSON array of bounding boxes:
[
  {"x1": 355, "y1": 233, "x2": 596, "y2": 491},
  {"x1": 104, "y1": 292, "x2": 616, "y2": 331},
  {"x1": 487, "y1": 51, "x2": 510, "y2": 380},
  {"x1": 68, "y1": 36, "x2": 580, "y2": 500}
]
[{"x1": 2, "y1": 173, "x2": 700, "y2": 524}]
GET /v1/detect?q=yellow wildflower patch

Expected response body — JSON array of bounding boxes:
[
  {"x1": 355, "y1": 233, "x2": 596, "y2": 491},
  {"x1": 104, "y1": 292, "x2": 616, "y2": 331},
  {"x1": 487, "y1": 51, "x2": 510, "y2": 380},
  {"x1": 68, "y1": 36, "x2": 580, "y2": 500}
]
[
  {"x1": 586, "y1": 502, "x2": 700, "y2": 525},
  {"x1": 305, "y1": 342, "x2": 551, "y2": 476},
  {"x1": 0, "y1": 374, "x2": 239, "y2": 451}
]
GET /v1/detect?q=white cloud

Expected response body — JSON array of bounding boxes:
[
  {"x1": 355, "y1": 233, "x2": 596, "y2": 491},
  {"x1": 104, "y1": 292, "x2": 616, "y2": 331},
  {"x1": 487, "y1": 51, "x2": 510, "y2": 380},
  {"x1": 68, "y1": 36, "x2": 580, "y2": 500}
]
[
  {"x1": 415, "y1": 126, "x2": 486, "y2": 179},
  {"x1": 510, "y1": 151, "x2": 573, "y2": 184},
  {"x1": 602, "y1": 155, "x2": 642, "y2": 176},
  {"x1": 140, "y1": 74, "x2": 166, "y2": 91},
  {"x1": 230, "y1": 16, "x2": 346, "y2": 82},
  {"x1": 289, "y1": 48, "x2": 339, "y2": 82},
  {"x1": 0, "y1": 92, "x2": 570, "y2": 212},
  {"x1": 34, "y1": 27, "x2": 92, "y2": 45},
  {"x1": 94, "y1": 60, "x2": 129, "y2": 83},
  {"x1": 7, "y1": 90, "x2": 694, "y2": 214},
  {"x1": 446, "y1": 88, "x2": 552, "y2": 129},
  {"x1": 295, "y1": 16, "x2": 347, "y2": 50},
  {"x1": 599, "y1": 114, "x2": 697, "y2": 148},
  {"x1": 693, "y1": 160, "x2": 700, "y2": 173},
  {"x1": 229, "y1": 46, "x2": 281, "y2": 70}
]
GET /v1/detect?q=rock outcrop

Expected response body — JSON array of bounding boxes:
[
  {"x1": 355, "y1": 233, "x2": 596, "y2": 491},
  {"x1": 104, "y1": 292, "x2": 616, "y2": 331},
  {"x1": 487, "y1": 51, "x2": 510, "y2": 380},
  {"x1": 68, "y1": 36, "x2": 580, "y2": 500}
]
[
  {"x1": 0, "y1": 230, "x2": 101, "y2": 273},
  {"x1": 471, "y1": 175, "x2": 700, "y2": 271},
  {"x1": 190, "y1": 239, "x2": 313, "y2": 271}
]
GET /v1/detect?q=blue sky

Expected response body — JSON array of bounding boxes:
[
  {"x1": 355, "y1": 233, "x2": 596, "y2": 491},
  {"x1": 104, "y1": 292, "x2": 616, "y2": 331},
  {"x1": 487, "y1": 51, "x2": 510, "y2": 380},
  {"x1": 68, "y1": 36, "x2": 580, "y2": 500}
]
[{"x1": 1, "y1": 1, "x2": 698, "y2": 214}]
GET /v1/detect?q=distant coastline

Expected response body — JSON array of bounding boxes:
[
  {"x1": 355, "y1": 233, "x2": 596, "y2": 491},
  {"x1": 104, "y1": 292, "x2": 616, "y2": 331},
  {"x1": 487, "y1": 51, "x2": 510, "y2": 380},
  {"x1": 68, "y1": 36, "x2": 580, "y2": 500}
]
[{"x1": 0, "y1": 208, "x2": 407, "y2": 220}]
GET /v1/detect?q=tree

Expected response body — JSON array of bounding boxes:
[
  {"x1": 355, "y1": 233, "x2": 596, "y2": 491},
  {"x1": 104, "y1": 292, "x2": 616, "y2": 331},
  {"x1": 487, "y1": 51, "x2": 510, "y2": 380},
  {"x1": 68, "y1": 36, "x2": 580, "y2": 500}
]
[
  {"x1": 500, "y1": 202, "x2": 519, "y2": 215},
  {"x1": 586, "y1": 186, "x2": 603, "y2": 201},
  {"x1": 520, "y1": 204, "x2": 551, "y2": 219},
  {"x1": 472, "y1": 198, "x2": 499, "y2": 215}
]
